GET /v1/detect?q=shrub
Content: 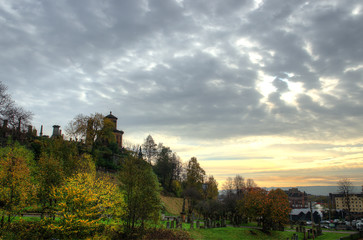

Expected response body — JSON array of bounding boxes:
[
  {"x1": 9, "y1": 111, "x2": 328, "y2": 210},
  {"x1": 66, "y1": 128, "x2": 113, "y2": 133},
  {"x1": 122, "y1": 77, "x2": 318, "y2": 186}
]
[{"x1": 142, "y1": 228, "x2": 192, "y2": 240}]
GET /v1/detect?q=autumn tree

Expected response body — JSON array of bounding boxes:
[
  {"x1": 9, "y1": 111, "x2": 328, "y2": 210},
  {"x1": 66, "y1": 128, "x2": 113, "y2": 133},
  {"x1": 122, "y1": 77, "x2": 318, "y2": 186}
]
[
  {"x1": 0, "y1": 144, "x2": 35, "y2": 226},
  {"x1": 238, "y1": 187, "x2": 269, "y2": 230},
  {"x1": 52, "y1": 172, "x2": 126, "y2": 233},
  {"x1": 238, "y1": 187, "x2": 290, "y2": 232},
  {"x1": 267, "y1": 188, "x2": 291, "y2": 230},
  {"x1": 118, "y1": 154, "x2": 161, "y2": 232}
]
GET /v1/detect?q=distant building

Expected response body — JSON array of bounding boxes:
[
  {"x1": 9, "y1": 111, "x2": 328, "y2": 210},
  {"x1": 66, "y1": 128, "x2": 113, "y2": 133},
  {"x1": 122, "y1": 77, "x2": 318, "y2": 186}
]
[
  {"x1": 285, "y1": 188, "x2": 308, "y2": 209},
  {"x1": 329, "y1": 193, "x2": 363, "y2": 217},
  {"x1": 105, "y1": 112, "x2": 124, "y2": 148},
  {"x1": 290, "y1": 208, "x2": 322, "y2": 223},
  {"x1": 51, "y1": 125, "x2": 61, "y2": 138}
]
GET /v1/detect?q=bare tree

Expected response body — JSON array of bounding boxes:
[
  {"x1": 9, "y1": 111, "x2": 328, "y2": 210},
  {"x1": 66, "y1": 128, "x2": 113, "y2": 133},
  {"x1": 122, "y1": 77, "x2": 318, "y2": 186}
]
[
  {"x1": 234, "y1": 175, "x2": 245, "y2": 197},
  {"x1": 0, "y1": 81, "x2": 32, "y2": 130},
  {"x1": 222, "y1": 177, "x2": 234, "y2": 197},
  {"x1": 338, "y1": 178, "x2": 354, "y2": 224},
  {"x1": 142, "y1": 135, "x2": 157, "y2": 164},
  {"x1": 246, "y1": 178, "x2": 257, "y2": 189}
]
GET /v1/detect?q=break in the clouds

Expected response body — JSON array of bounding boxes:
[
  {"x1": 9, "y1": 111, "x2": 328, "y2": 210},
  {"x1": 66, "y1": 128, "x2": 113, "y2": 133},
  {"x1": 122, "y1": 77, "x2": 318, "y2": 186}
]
[{"x1": 1, "y1": 0, "x2": 362, "y2": 186}]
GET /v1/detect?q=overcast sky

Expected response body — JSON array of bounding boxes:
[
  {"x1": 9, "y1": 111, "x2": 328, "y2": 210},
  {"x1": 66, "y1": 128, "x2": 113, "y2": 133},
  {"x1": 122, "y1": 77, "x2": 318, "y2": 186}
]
[{"x1": 1, "y1": 0, "x2": 363, "y2": 188}]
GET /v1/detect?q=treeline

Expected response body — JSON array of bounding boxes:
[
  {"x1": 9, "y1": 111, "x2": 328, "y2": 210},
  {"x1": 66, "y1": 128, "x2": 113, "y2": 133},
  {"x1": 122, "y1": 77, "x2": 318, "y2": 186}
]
[
  {"x1": 0, "y1": 81, "x2": 292, "y2": 238},
  {"x1": 219, "y1": 175, "x2": 291, "y2": 232},
  {"x1": 0, "y1": 81, "x2": 205, "y2": 239}
]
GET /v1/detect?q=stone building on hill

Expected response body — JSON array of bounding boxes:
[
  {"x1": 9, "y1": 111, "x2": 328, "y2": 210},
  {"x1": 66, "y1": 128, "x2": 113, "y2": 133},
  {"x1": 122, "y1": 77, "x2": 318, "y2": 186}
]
[{"x1": 105, "y1": 112, "x2": 124, "y2": 148}]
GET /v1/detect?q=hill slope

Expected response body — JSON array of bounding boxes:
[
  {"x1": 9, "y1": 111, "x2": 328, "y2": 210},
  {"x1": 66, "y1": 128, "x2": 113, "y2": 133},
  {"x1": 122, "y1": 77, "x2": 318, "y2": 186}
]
[{"x1": 160, "y1": 195, "x2": 186, "y2": 216}]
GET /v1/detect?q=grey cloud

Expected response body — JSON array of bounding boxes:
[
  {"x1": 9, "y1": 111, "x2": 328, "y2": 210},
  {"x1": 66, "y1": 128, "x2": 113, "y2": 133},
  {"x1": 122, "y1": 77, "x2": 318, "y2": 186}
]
[{"x1": 0, "y1": 0, "x2": 362, "y2": 140}]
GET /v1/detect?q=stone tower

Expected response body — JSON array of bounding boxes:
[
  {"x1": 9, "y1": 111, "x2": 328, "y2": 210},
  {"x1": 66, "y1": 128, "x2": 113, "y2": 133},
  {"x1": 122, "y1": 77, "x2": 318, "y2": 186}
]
[
  {"x1": 105, "y1": 112, "x2": 124, "y2": 148},
  {"x1": 51, "y1": 125, "x2": 61, "y2": 138}
]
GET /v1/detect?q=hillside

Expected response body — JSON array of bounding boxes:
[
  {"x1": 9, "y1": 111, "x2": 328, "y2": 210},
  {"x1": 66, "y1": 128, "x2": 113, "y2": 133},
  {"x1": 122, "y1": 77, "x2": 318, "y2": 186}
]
[{"x1": 160, "y1": 195, "x2": 186, "y2": 216}]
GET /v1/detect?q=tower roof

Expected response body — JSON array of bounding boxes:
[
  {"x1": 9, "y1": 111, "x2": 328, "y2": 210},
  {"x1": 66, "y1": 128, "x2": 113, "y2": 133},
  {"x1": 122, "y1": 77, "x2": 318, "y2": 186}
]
[{"x1": 105, "y1": 111, "x2": 117, "y2": 120}]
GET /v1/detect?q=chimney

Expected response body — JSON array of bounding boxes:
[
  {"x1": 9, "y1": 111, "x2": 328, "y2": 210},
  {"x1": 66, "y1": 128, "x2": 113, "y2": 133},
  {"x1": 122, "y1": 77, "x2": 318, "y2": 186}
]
[
  {"x1": 40, "y1": 125, "x2": 43, "y2": 136},
  {"x1": 52, "y1": 125, "x2": 61, "y2": 138}
]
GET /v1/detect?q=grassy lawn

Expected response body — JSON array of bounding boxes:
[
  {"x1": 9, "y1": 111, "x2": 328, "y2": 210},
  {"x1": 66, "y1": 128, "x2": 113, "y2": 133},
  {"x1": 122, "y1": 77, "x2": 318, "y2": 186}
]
[{"x1": 188, "y1": 226, "x2": 352, "y2": 240}]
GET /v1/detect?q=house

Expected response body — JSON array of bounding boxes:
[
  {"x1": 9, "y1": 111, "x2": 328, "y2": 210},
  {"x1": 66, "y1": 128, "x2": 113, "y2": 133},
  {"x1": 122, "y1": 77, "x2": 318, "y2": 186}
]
[{"x1": 285, "y1": 188, "x2": 308, "y2": 209}]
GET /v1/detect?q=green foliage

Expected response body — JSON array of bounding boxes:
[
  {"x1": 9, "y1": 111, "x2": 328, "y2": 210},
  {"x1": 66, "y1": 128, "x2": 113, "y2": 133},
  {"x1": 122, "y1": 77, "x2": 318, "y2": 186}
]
[
  {"x1": 142, "y1": 228, "x2": 192, "y2": 240},
  {"x1": 205, "y1": 175, "x2": 219, "y2": 200},
  {"x1": 0, "y1": 144, "x2": 35, "y2": 225},
  {"x1": 118, "y1": 154, "x2": 162, "y2": 232},
  {"x1": 36, "y1": 152, "x2": 64, "y2": 217},
  {"x1": 0, "y1": 218, "x2": 105, "y2": 239},
  {"x1": 186, "y1": 157, "x2": 205, "y2": 190},
  {"x1": 184, "y1": 157, "x2": 206, "y2": 214},
  {"x1": 153, "y1": 146, "x2": 182, "y2": 195}
]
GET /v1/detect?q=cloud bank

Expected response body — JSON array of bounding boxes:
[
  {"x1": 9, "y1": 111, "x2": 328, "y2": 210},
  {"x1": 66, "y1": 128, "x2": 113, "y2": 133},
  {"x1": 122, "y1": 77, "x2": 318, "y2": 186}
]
[{"x1": 1, "y1": 0, "x2": 362, "y2": 186}]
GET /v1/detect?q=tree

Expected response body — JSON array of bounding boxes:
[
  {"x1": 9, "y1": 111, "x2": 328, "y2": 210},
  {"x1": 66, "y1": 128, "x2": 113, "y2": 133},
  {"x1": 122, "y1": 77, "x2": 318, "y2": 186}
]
[
  {"x1": 205, "y1": 175, "x2": 219, "y2": 200},
  {"x1": 65, "y1": 113, "x2": 115, "y2": 147},
  {"x1": 0, "y1": 81, "x2": 32, "y2": 131},
  {"x1": 246, "y1": 178, "x2": 257, "y2": 189},
  {"x1": 239, "y1": 187, "x2": 269, "y2": 230},
  {"x1": 268, "y1": 189, "x2": 291, "y2": 230},
  {"x1": 36, "y1": 153, "x2": 64, "y2": 219},
  {"x1": 234, "y1": 175, "x2": 245, "y2": 197},
  {"x1": 142, "y1": 135, "x2": 157, "y2": 164},
  {"x1": 118, "y1": 154, "x2": 161, "y2": 232},
  {"x1": 183, "y1": 157, "x2": 206, "y2": 215},
  {"x1": 222, "y1": 177, "x2": 234, "y2": 198},
  {"x1": 45, "y1": 137, "x2": 80, "y2": 178},
  {"x1": 0, "y1": 144, "x2": 35, "y2": 226},
  {"x1": 153, "y1": 146, "x2": 182, "y2": 194},
  {"x1": 338, "y1": 178, "x2": 354, "y2": 224},
  {"x1": 238, "y1": 187, "x2": 290, "y2": 232},
  {"x1": 186, "y1": 157, "x2": 205, "y2": 189},
  {"x1": 52, "y1": 172, "x2": 125, "y2": 235}
]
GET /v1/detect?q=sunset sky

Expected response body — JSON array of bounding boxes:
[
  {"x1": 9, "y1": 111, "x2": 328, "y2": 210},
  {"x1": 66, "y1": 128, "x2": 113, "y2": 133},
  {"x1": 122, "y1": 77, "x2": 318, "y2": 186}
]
[{"x1": 1, "y1": 0, "x2": 363, "y2": 188}]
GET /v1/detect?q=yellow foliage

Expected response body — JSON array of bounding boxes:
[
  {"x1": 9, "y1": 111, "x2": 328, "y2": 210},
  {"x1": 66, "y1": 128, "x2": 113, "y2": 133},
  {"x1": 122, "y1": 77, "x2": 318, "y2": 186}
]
[{"x1": 52, "y1": 172, "x2": 126, "y2": 223}]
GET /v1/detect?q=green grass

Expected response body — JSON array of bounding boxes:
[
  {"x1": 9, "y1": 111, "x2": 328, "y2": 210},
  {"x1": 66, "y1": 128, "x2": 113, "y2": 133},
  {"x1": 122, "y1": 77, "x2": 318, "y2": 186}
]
[{"x1": 188, "y1": 226, "x2": 352, "y2": 240}]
